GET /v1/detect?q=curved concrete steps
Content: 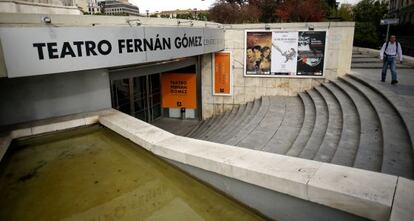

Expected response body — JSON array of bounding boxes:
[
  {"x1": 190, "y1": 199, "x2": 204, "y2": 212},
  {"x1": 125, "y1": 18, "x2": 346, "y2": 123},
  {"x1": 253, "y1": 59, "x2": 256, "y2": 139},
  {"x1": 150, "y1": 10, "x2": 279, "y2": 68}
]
[
  {"x1": 183, "y1": 76, "x2": 413, "y2": 179},
  {"x1": 341, "y1": 76, "x2": 413, "y2": 178}
]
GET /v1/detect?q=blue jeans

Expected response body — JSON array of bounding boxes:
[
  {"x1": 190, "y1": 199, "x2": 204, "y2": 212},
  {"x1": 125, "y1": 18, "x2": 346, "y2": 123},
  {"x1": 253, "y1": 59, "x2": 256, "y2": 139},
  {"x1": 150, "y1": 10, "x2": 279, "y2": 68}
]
[{"x1": 381, "y1": 56, "x2": 397, "y2": 81}]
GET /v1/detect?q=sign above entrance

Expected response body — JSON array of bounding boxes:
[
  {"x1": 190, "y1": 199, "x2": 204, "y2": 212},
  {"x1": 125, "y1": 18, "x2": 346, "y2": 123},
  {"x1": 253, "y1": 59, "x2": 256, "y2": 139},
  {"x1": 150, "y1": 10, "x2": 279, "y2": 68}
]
[
  {"x1": 161, "y1": 73, "x2": 197, "y2": 109},
  {"x1": 0, "y1": 26, "x2": 225, "y2": 78}
]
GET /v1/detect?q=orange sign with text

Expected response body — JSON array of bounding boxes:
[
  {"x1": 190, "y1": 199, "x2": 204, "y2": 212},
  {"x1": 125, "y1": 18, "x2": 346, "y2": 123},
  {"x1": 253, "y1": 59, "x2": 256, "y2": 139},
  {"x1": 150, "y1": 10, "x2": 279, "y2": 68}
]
[
  {"x1": 214, "y1": 52, "x2": 232, "y2": 95},
  {"x1": 161, "y1": 73, "x2": 197, "y2": 109}
]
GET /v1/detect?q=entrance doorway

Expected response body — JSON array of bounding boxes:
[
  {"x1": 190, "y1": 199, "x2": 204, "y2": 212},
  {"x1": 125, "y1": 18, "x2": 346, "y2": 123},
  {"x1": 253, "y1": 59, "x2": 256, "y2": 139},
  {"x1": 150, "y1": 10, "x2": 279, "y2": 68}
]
[{"x1": 111, "y1": 73, "x2": 161, "y2": 123}]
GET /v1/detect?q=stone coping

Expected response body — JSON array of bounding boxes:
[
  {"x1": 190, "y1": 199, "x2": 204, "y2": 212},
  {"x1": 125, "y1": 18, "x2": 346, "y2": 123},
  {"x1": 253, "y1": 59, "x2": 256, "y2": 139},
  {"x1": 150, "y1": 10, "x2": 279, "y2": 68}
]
[{"x1": 0, "y1": 109, "x2": 413, "y2": 221}]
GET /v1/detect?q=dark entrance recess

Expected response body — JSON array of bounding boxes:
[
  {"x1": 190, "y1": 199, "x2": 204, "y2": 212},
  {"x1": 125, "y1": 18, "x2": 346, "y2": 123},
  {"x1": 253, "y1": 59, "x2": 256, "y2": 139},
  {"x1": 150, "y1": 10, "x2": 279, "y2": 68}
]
[
  {"x1": 111, "y1": 73, "x2": 161, "y2": 123},
  {"x1": 109, "y1": 57, "x2": 202, "y2": 123}
]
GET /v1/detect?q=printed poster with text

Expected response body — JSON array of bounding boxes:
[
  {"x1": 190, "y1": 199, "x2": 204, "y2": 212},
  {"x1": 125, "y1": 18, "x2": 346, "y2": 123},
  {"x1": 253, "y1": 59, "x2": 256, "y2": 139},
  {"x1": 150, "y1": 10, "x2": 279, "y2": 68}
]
[
  {"x1": 296, "y1": 31, "x2": 326, "y2": 76},
  {"x1": 161, "y1": 73, "x2": 197, "y2": 109},
  {"x1": 271, "y1": 32, "x2": 298, "y2": 75},
  {"x1": 214, "y1": 52, "x2": 232, "y2": 95}
]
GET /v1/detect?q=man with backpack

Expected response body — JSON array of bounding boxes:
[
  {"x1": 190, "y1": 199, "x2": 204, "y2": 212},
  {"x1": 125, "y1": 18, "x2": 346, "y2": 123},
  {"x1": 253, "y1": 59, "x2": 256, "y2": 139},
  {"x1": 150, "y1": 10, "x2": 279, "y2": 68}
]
[{"x1": 380, "y1": 35, "x2": 403, "y2": 84}]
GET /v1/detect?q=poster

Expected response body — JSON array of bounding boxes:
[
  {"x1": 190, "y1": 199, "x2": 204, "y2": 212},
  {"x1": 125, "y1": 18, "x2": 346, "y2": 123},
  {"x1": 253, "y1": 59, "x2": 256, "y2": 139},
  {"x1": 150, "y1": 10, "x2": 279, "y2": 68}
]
[
  {"x1": 213, "y1": 52, "x2": 232, "y2": 96},
  {"x1": 296, "y1": 31, "x2": 326, "y2": 76},
  {"x1": 271, "y1": 32, "x2": 298, "y2": 75},
  {"x1": 161, "y1": 73, "x2": 197, "y2": 109},
  {"x1": 244, "y1": 30, "x2": 326, "y2": 77},
  {"x1": 245, "y1": 32, "x2": 272, "y2": 75}
]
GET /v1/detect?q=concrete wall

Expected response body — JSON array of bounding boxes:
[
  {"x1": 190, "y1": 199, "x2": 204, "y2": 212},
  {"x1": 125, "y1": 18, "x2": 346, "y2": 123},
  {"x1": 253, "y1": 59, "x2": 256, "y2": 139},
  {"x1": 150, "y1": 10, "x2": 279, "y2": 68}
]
[
  {"x1": 202, "y1": 22, "x2": 355, "y2": 119},
  {"x1": 0, "y1": 69, "x2": 111, "y2": 126}
]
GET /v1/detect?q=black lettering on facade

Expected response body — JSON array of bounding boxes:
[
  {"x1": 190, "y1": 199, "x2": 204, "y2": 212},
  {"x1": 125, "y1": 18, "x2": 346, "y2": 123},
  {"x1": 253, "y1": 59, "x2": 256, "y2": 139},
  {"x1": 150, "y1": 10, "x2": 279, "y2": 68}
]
[
  {"x1": 60, "y1": 42, "x2": 76, "y2": 58},
  {"x1": 47, "y1": 42, "x2": 59, "y2": 59},
  {"x1": 33, "y1": 43, "x2": 46, "y2": 60},
  {"x1": 97, "y1": 40, "x2": 112, "y2": 55},
  {"x1": 85, "y1": 41, "x2": 98, "y2": 56}
]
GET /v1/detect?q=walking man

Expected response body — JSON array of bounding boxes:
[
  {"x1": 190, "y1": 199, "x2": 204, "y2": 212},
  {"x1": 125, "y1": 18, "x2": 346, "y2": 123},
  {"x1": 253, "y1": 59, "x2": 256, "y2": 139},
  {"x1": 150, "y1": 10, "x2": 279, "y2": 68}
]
[{"x1": 380, "y1": 35, "x2": 403, "y2": 84}]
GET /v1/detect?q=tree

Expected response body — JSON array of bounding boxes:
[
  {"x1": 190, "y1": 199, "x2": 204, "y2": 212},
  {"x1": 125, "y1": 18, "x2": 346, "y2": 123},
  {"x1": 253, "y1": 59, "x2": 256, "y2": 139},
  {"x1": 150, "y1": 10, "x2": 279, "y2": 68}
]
[
  {"x1": 209, "y1": 0, "x2": 261, "y2": 23},
  {"x1": 352, "y1": 0, "x2": 388, "y2": 48},
  {"x1": 336, "y1": 5, "x2": 354, "y2": 21},
  {"x1": 275, "y1": 0, "x2": 326, "y2": 22}
]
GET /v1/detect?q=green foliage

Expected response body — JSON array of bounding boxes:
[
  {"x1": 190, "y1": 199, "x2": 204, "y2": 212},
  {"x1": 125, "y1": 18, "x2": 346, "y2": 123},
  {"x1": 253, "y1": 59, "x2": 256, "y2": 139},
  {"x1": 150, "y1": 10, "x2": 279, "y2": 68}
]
[
  {"x1": 353, "y1": 0, "x2": 388, "y2": 48},
  {"x1": 336, "y1": 5, "x2": 354, "y2": 21}
]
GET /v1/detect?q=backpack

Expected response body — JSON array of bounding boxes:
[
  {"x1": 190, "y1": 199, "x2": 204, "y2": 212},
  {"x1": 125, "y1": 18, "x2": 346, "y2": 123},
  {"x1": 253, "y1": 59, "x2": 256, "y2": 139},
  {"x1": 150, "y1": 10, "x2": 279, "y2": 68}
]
[{"x1": 384, "y1": 41, "x2": 400, "y2": 57}]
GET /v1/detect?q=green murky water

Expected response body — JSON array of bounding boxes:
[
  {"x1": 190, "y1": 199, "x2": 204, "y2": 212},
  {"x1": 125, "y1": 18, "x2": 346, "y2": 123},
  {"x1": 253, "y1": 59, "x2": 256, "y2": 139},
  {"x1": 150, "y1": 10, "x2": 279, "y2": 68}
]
[{"x1": 0, "y1": 126, "x2": 266, "y2": 221}]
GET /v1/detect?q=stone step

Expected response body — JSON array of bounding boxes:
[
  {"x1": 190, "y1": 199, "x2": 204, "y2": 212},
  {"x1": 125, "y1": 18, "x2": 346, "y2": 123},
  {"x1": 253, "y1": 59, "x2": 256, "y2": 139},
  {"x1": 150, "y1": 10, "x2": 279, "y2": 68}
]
[
  {"x1": 230, "y1": 97, "x2": 271, "y2": 147},
  {"x1": 204, "y1": 105, "x2": 239, "y2": 141},
  {"x1": 261, "y1": 96, "x2": 304, "y2": 154},
  {"x1": 286, "y1": 92, "x2": 316, "y2": 157},
  {"x1": 332, "y1": 80, "x2": 383, "y2": 172},
  {"x1": 224, "y1": 98, "x2": 262, "y2": 145},
  {"x1": 191, "y1": 114, "x2": 217, "y2": 138},
  {"x1": 298, "y1": 89, "x2": 328, "y2": 159},
  {"x1": 238, "y1": 96, "x2": 287, "y2": 151},
  {"x1": 341, "y1": 76, "x2": 413, "y2": 178},
  {"x1": 323, "y1": 82, "x2": 361, "y2": 167},
  {"x1": 312, "y1": 86, "x2": 343, "y2": 162},
  {"x1": 198, "y1": 107, "x2": 233, "y2": 140},
  {"x1": 351, "y1": 63, "x2": 413, "y2": 69},
  {"x1": 212, "y1": 100, "x2": 254, "y2": 143},
  {"x1": 351, "y1": 57, "x2": 382, "y2": 63}
]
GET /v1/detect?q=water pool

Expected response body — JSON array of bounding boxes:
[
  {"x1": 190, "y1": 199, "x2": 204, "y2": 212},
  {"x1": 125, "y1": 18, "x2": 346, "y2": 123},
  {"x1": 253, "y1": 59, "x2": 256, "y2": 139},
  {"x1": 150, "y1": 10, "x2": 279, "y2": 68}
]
[{"x1": 0, "y1": 126, "x2": 266, "y2": 220}]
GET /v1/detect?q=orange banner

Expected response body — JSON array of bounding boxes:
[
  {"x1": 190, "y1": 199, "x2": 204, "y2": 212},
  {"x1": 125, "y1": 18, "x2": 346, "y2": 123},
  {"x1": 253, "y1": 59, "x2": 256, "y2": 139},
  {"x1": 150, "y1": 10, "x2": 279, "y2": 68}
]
[
  {"x1": 214, "y1": 52, "x2": 231, "y2": 95},
  {"x1": 161, "y1": 73, "x2": 197, "y2": 109}
]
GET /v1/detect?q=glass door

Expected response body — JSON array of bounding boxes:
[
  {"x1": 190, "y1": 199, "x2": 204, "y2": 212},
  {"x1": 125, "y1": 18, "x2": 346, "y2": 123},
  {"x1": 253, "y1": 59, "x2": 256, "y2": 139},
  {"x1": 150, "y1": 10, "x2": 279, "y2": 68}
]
[{"x1": 110, "y1": 73, "x2": 162, "y2": 123}]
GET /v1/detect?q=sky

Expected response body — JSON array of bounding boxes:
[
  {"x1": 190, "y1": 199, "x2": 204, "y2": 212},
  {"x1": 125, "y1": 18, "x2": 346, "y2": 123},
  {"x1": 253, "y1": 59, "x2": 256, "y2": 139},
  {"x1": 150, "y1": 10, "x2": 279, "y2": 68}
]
[{"x1": 130, "y1": 0, "x2": 362, "y2": 13}]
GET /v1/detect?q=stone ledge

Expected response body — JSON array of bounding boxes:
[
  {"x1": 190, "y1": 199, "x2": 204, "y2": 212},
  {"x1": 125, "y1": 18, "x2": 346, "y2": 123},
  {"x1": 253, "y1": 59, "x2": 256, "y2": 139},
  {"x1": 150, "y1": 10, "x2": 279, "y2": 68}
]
[
  {"x1": 0, "y1": 109, "x2": 413, "y2": 221},
  {"x1": 98, "y1": 110, "x2": 408, "y2": 221},
  {"x1": 390, "y1": 177, "x2": 414, "y2": 221}
]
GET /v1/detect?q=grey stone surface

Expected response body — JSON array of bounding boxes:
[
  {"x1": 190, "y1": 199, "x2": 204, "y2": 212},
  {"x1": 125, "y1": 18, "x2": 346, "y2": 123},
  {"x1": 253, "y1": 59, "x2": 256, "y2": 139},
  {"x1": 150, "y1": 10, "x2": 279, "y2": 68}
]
[
  {"x1": 323, "y1": 83, "x2": 360, "y2": 167},
  {"x1": 262, "y1": 97, "x2": 304, "y2": 154},
  {"x1": 209, "y1": 103, "x2": 248, "y2": 143},
  {"x1": 227, "y1": 97, "x2": 270, "y2": 146},
  {"x1": 239, "y1": 96, "x2": 286, "y2": 150},
  {"x1": 298, "y1": 89, "x2": 329, "y2": 159},
  {"x1": 286, "y1": 92, "x2": 316, "y2": 157},
  {"x1": 223, "y1": 99, "x2": 258, "y2": 145},
  {"x1": 332, "y1": 80, "x2": 383, "y2": 172},
  {"x1": 201, "y1": 106, "x2": 234, "y2": 140},
  {"x1": 313, "y1": 86, "x2": 343, "y2": 162},
  {"x1": 342, "y1": 76, "x2": 413, "y2": 179}
]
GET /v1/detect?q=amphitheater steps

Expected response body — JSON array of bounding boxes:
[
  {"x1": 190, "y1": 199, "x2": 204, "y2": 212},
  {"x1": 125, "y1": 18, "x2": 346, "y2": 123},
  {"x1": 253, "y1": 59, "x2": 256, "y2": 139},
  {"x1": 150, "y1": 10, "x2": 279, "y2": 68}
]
[
  {"x1": 261, "y1": 96, "x2": 304, "y2": 154},
  {"x1": 298, "y1": 89, "x2": 329, "y2": 159},
  {"x1": 341, "y1": 76, "x2": 413, "y2": 178},
  {"x1": 197, "y1": 107, "x2": 232, "y2": 140},
  {"x1": 322, "y1": 83, "x2": 360, "y2": 167},
  {"x1": 238, "y1": 96, "x2": 287, "y2": 150},
  {"x1": 224, "y1": 98, "x2": 262, "y2": 145},
  {"x1": 229, "y1": 96, "x2": 271, "y2": 147},
  {"x1": 179, "y1": 74, "x2": 413, "y2": 179},
  {"x1": 286, "y1": 92, "x2": 316, "y2": 157},
  {"x1": 201, "y1": 106, "x2": 239, "y2": 140},
  {"x1": 332, "y1": 80, "x2": 383, "y2": 172}
]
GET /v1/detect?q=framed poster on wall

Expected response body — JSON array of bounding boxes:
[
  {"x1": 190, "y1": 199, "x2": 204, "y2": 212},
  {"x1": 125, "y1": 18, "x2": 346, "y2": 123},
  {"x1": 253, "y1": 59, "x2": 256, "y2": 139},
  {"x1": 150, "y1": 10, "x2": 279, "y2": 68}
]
[
  {"x1": 244, "y1": 30, "x2": 327, "y2": 78},
  {"x1": 213, "y1": 51, "x2": 233, "y2": 96},
  {"x1": 161, "y1": 73, "x2": 197, "y2": 109}
]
